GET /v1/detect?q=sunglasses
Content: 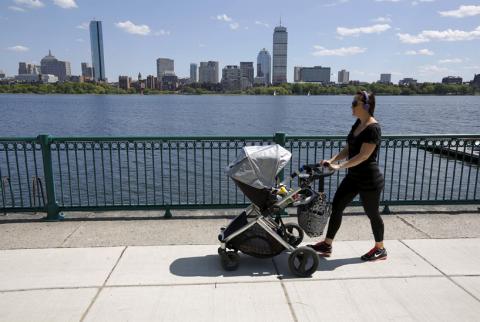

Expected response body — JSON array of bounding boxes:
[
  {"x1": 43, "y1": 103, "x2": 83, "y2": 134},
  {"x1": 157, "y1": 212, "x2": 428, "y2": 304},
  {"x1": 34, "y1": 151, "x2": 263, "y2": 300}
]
[{"x1": 351, "y1": 100, "x2": 359, "y2": 107}]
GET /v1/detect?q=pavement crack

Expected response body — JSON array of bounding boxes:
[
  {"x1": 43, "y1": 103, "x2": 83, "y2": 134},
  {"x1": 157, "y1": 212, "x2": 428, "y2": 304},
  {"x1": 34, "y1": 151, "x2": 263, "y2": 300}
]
[
  {"x1": 60, "y1": 222, "x2": 84, "y2": 247},
  {"x1": 272, "y1": 258, "x2": 298, "y2": 322},
  {"x1": 399, "y1": 240, "x2": 480, "y2": 304},
  {"x1": 79, "y1": 246, "x2": 128, "y2": 322},
  {"x1": 396, "y1": 215, "x2": 432, "y2": 238}
]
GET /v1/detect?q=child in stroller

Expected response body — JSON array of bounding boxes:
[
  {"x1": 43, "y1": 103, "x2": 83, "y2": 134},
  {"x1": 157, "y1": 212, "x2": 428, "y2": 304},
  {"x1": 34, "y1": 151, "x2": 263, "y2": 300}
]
[{"x1": 218, "y1": 145, "x2": 334, "y2": 277}]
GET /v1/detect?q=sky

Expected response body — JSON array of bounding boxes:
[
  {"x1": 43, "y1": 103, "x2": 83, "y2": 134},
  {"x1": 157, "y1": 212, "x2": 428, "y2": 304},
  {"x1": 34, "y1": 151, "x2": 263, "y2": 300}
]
[{"x1": 1, "y1": 0, "x2": 479, "y2": 83}]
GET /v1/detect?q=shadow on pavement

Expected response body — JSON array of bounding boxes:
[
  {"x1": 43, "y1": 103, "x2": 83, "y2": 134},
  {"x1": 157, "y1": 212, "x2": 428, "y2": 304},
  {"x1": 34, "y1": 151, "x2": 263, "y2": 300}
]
[{"x1": 169, "y1": 254, "x2": 278, "y2": 278}]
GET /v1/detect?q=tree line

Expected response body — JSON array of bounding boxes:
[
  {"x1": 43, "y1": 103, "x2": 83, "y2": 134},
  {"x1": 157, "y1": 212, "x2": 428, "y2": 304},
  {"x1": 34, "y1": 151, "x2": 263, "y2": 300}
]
[{"x1": 0, "y1": 81, "x2": 476, "y2": 95}]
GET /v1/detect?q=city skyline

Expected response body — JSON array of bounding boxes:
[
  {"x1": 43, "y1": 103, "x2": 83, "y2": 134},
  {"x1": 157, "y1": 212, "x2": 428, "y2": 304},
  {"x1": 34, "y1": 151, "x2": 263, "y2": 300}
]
[{"x1": 1, "y1": 0, "x2": 479, "y2": 82}]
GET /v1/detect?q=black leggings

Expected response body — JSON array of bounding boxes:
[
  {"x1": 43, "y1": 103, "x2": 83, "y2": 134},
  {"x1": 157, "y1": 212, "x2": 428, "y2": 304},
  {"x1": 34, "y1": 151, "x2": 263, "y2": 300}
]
[{"x1": 326, "y1": 175, "x2": 385, "y2": 242}]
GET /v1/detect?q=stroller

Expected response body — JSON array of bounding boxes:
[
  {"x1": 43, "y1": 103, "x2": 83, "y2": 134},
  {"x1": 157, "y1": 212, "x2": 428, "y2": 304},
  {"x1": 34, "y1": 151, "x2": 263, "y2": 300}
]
[{"x1": 218, "y1": 145, "x2": 334, "y2": 277}]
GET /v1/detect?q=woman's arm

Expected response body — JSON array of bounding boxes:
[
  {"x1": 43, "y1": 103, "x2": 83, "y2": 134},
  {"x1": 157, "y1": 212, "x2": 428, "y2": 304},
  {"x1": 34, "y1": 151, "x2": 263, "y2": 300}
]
[{"x1": 332, "y1": 143, "x2": 376, "y2": 170}]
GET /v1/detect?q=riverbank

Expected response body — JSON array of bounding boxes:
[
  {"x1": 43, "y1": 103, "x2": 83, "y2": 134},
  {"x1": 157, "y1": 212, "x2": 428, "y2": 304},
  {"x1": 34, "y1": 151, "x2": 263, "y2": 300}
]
[{"x1": 0, "y1": 82, "x2": 477, "y2": 95}]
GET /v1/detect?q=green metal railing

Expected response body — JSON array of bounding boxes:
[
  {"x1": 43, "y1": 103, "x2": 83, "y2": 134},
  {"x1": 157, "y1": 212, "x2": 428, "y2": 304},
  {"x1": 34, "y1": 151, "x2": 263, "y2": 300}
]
[{"x1": 1, "y1": 133, "x2": 479, "y2": 220}]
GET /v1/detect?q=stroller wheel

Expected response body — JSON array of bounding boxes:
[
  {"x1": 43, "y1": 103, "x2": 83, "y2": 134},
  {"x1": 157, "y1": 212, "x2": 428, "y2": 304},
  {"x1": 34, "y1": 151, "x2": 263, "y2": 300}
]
[
  {"x1": 284, "y1": 223, "x2": 304, "y2": 247},
  {"x1": 218, "y1": 247, "x2": 240, "y2": 271},
  {"x1": 288, "y1": 246, "x2": 319, "y2": 277}
]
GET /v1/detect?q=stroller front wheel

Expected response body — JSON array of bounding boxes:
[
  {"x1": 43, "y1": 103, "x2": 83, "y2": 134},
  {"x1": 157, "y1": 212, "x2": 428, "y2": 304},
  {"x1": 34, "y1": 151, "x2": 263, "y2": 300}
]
[
  {"x1": 288, "y1": 246, "x2": 319, "y2": 277},
  {"x1": 218, "y1": 247, "x2": 240, "y2": 271},
  {"x1": 284, "y1": 223, "x2": 304, "y2": 247}
]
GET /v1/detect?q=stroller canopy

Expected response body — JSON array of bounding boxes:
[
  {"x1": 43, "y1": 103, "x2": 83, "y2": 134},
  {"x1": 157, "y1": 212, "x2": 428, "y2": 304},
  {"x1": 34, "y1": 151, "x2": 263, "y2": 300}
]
[{"x1": 225, "y1": 144, "x2": 292, "y2": 189}]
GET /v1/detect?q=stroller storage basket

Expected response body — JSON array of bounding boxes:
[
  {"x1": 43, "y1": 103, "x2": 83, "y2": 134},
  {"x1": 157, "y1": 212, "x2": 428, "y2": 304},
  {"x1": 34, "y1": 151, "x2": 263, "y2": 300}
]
[
  {"x1": 229, "y1": 221, "x2": 285, "y2": 258},
  {"x1": 297, "y1": 192, "x2": 331, "y2": 238}
]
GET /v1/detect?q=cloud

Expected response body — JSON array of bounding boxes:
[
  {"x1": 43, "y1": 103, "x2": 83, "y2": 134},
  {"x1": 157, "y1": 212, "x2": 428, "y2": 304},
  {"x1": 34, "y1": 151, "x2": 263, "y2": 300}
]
[
  {"x1": 14, "y1": 0, "x2": 44, "y2": 8},
  {"x1": 323, "y1": 0, "x2": 349, "y2": 7},
  {"x1": 372, "y1": 16, "x2": 392, "y2": 23},
  {"x1": 229, "y1": 22, "x2": 239, "y2": 30},
  {"x1": 154, "y1": 29, "x2": 171, "y2": 36},
  {"x1": 216, "y1": 14, "x2": 232, "y2": 22},
  {"x1": 439, "y1": 5, "x2": 480, "y2": 18},
  {"x1": 7, "y1": 45, "x2": 29, "y2": 52},
  {"x1": 255, "y1": 21, "x2": 270, "y2": 28},
  {"x1": 337, "y1": 24, "x2": 391, "y2": 36},
  {"x1": 412, "y1": 0, "x2": 434, "y2": 5},
  {"x1": 312, "y1": 46, "x2": 366, "y2": 56},
  {"x1": 418, "y1": 65, "x2": 449, "y2": 74},
  {"x1": 76, "y1": 22, "x2": 88, "y2": 29},
  {"x1": 405, "y1": 49, "x2": 434, "y2": 55},
  {"x1": 8, "y1": 6, "x2": 26, "y2": 12},
  {"x1": 53, "y1": 0, "x2": 77, "y2": 8},
  {"x1": 115, "y1": 21, "x2": 151, "y2": 36},
  {"x1": 438, "y1": 58, "x2": 462, "y2": 64},
  {"x1": 398, "y1": 26, "x2": 480, "y2": 43}
]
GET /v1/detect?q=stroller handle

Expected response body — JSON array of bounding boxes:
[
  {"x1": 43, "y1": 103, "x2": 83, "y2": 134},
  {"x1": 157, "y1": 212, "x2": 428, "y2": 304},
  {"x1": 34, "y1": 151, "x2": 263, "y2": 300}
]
[{"x1": 289, "y1": 164, "x2": 335, "y2": 180}]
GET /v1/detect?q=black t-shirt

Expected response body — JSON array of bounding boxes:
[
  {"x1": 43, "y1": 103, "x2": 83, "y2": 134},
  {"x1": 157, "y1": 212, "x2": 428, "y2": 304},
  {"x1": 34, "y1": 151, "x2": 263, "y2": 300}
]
[{"x1": 346, "y1": 119, "x2": 384, "y2": 188}]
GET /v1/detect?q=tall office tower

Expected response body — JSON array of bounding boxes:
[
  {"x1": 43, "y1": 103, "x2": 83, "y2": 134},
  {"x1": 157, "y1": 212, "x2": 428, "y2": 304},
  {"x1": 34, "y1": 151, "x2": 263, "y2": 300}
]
[
  {"x1": 272, "y1": 24, "x2": 288, "y2": 84},
  {"x1": 190, "y1": 63, "x2": 198, "y2": 83},
  {"x1": 118, "y1": 76, "x2": 131, "y2": 90},
  {"x1": 89, "y1": 20, "x2": 106, "y2": 81},
  {"x1": 40, "y1": 50, "x2": 71, "y2": 81},
  {"x1": 18, "y1": 62, "x2": 28, "y2": 75},
  {"x1": 338, "y1": 69, "x2": 349, "y2": 84},
  {"x1": 256, "y1": 48, "x2": 272, "y2": 84},
  {"x1": 380, "y1": 73, "x2": 392, "y2": 84},
  {"x1": 294, "y1": 66, "x2": 302, "y2": 82},
  {"x1": 81, "y1": 62, "x2": 94, "y2": 79},
  {"x1": 239, "y1": 62, "x2": 254, "y2": 87},
  {"x1": 221, "y1": 65, "x2": 241, "y2": 90},
  {"x1": 156, "y1": 58, "x2": 174, "y2": 79},
  {"x1": 198, "y1": 61, "x2": 219, "y2": 83}
]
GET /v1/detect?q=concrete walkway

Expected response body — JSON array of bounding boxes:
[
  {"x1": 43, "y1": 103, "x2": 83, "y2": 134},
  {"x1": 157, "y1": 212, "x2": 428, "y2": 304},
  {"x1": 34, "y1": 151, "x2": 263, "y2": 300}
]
[{"x1": 1, "y1": 206, "x2": 479, "y2": 321}]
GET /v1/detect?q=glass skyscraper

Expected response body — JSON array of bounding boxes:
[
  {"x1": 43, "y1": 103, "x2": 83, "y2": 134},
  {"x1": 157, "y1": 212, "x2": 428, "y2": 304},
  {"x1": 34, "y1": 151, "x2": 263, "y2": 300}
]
[
  {"x1": 256, "y1": 48, "x2": 271, "y2": 85},
  {"x1": 272, "y1": 25, "x2": 288, "y2": 84},
  {"x1": 89, "y1": 20, "x2": 105, "y2": 81}
]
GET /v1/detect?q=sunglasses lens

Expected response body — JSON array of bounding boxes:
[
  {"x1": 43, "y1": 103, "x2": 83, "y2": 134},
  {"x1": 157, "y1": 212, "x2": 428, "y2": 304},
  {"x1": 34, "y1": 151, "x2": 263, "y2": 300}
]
[{"x1": 352, "y1": 100, "x2": 358, "y2": 107}]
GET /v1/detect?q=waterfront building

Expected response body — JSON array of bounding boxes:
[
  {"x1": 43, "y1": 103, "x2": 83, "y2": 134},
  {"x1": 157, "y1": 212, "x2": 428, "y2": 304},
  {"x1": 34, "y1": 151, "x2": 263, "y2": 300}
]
[
  {"x1": 40, "y1": 50, "x2": 71, "y2": 81},
  {"x1": 89, "y1": 20, "x2": 106, "y2": 82},
  {"x1": 240, "y1": 62, "x2": 254, "y2": 88},
  {"x1": 41, "y1": 74, "x2": 58, "y2": 83},
  {"x1": 295, "y1": 66, "x2": 331, "y2": 83},
  {"x1": 15, "y1": 74, "x2": 41, "y2": 83},
  {"x1": 472, "y1": 74, "x2": 480, "y2": 89},
  {"x1": 161, "y1": 72, "x2": 178, "y2": 90},
  {"x1": 442, "y1": 76, "x2": 463, "y2": 85},
  {"x1": 338, "y1": 69, "x2": 350, "y2": 84},
  {"x1": 19, "y1": 62, "x2": 39, "y2": 75},
  {"x1": 294, "y1": 66, "x2": 302, "y2": 83},
  {"x1": 18, "y1": 62, "x2": 27, "y2": 75},
  {"x1": 0, "y1": 70, "x2": 5, "y2": 79},
  {"x1": 190, "y1": 63, "x2": 198, "y2": 83},
  {"x1": 156, "y1": 58, "x2": 174, "y2": 79},
  {"x1": 221, "y1": 65, "x2": 241, "y2": 90},
  {"x1": 379, "y1": 73, "x2": 391, "y2": 84},
  {"x1": 118, "y1": 76, "x2": 131, "y2": 90},
  {"x1": 399, "y1": 78, "x2": 417, "y2": 86},
  {"x1": 272, "y1": 24, "x2": 288, "y2": 84},
  {"x1": 199, "y1": 61, "x2": 219, "y2": 83},
  {"x1": 81, "y1": 62, "x2": 94, "y2": 80},
  {"x1": 254, "y1": 76, "x2": 267, "y2": 85},
  {"x1": 146, "y1": 75, "x2": 157, "y2": 89},
  {"x1": 257, "y1": 48, "x2": 271, "y2": 85}
]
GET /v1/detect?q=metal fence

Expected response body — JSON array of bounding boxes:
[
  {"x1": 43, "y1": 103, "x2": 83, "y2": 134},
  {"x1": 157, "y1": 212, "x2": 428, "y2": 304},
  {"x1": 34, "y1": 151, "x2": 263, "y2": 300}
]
[{"x1": 1, "y1": 133, "x2": 479, "y2": 220}]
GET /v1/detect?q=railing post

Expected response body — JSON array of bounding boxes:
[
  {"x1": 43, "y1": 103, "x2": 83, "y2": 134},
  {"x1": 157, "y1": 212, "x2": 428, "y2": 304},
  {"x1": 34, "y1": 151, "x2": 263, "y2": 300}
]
[
  {"x1": 274, "y1": 132, "x2": 289, "y2": 217},
  {"x1": 38, "y1": 135, "x2": 63, "y2": 221},
  {"x1": 274, "y1": 132, "x2": 287, "y2": 182}
]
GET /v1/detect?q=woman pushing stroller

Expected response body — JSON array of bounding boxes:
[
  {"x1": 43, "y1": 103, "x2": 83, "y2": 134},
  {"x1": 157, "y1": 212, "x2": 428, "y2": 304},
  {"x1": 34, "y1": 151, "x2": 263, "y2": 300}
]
[{"x1": 308, "y1": 91, "x2": 387, "y2": 261}]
